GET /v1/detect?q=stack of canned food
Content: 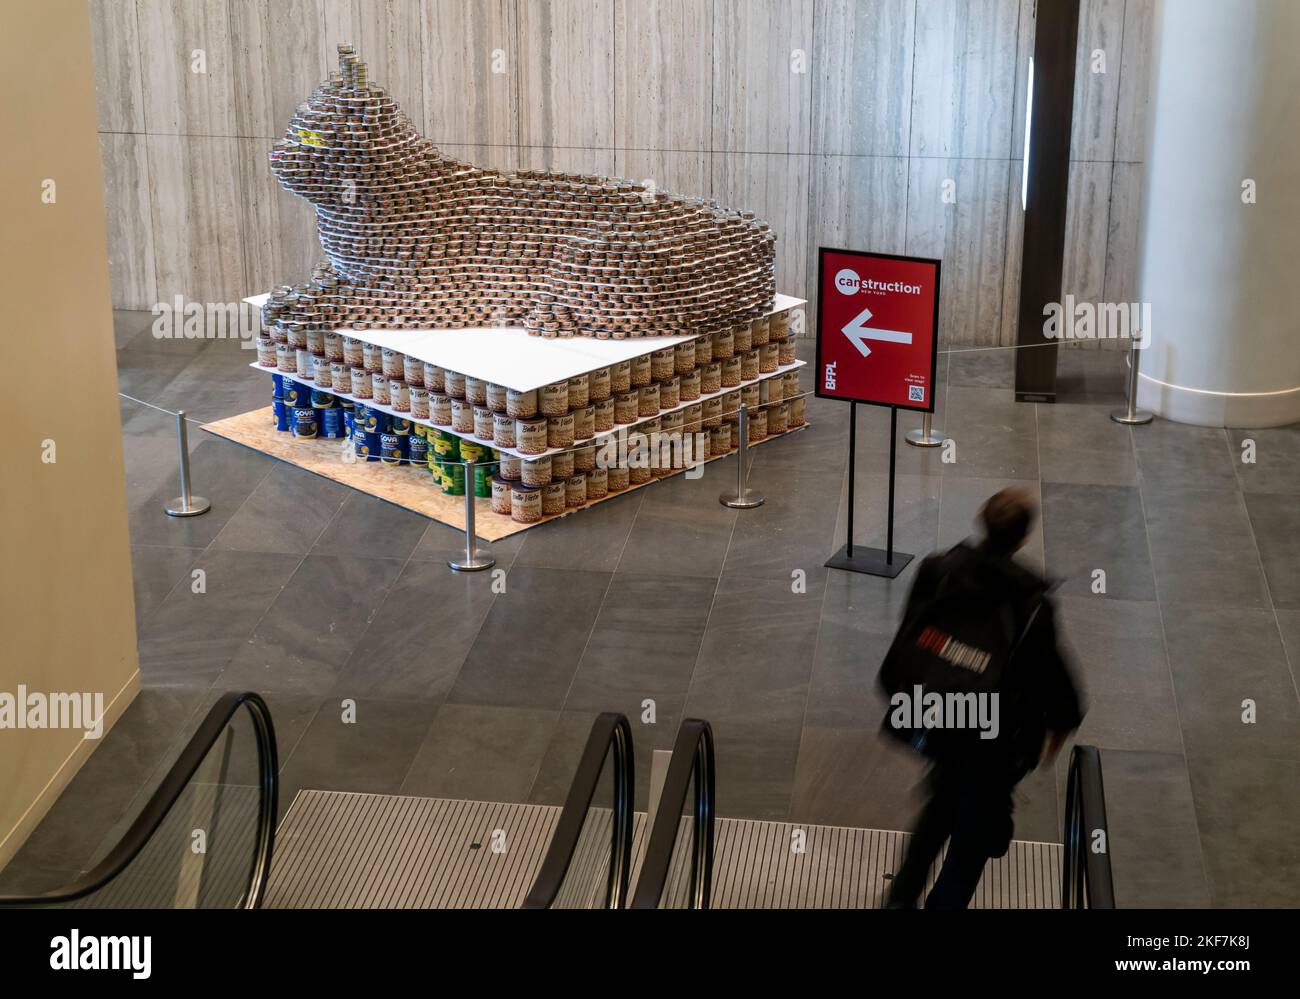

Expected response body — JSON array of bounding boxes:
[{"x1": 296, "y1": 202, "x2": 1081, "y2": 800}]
[{"x1": 260, "y1": 45, "x2": 776, "y2": 343}]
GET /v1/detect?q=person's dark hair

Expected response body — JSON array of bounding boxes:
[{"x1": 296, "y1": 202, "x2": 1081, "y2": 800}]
[{"x1": 979, "y1": 487, "x2": 1036, "y2": 553}]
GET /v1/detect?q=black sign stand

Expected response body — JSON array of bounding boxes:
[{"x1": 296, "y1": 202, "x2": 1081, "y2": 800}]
[{"x1": 824, "y1": 402, "x2": 914, "y2": 578}]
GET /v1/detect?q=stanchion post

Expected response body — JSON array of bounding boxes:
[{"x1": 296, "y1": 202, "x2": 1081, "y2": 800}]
[
  {"x1": 1110, "y1": 338, "x2": 1153, "y2": 425},
  {"x1": 905, "y1": 411, "x2": 945, "y2": 447},
  {"x1": 164, "y1": 409, "x2": 210, "y2": 518},
  {"x1": 448, "y1": 459, "x2": 495, "y2": 572},
  {"x1": 720, "y1": 404, "x2": 765, "y2": 509}
]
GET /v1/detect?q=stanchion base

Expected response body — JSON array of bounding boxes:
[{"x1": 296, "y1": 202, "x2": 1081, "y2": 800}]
[
  {"x1": 165, "y1": 496, "x2": 211, "y2": 518},
  {"x1": 719, "y1": 491, "x2": 765, "y2": 509},
  {"x1": 448, "y1": 554, "x2": 496, "y2": 573},
  {"x1": 825, "y1": 543, "x2": 914, "y2": 578},
  {"x1": 904, "y1": 428, "x2": 946, "y2": 448},
  {"x1": 1109, "y1": 409, "x2": 1153, "y2": 426}
]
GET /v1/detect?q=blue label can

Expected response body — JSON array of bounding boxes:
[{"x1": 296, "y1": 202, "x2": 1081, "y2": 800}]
[
  {"x1": 273, "y1": 397, "x2": 291, "y2": 432},
  {"x1": 321, "y1": 406, "x2": 346, "y2": 439},
  {"x1": 311, "y1": 390, "x2": 335, "y2": 409},
  {"x1": 406, "y1": 435, "x2": 428, "y2": 468},
  {"x1": 284, "y1": 380, "x2": 308, "y2": 407},
  {"x1": 343, "y1": 408, "x2": 356, "y2": 435},
  {"x1": 391, "y1": 417, "x2": 412, "y2": 436},
  {"x1": 292, "y1": 406, "x2": 317, "y2": 438},
  {"x1": 379, "y1": 432, "x2": 405, "y2": 465},
  {"x1": 352, "y1": 426, "x2": 380, "y2": 462},
  {"x1": 272, "y1": 373, "x2": 286, "y2": 397}
]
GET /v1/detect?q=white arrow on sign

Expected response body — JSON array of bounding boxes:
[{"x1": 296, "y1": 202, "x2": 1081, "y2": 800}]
[{"x1": 841, "y1": 307, "x2": 913, "y2": 358}]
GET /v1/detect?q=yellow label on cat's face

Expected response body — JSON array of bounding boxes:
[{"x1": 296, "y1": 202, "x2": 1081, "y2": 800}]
[{"x1": 297, "y1": 129, "x2": 326, "y2": 148}]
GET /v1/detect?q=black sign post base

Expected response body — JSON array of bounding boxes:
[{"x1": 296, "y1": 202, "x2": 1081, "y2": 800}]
[
  {"x1": 825, "y1": 403, "x2": 915, "y2": 579},
  {"x1": 825, "y1": 543, "x2": 913, "y2": 578}
]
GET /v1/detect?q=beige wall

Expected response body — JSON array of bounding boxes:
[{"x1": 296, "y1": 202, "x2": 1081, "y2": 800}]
[
  {"x1": 0, "y1": 0, "x2": 140, "y2": 869},
  {"x1": 92, "y1": 0, "x2": 1151, "y2": 347}
]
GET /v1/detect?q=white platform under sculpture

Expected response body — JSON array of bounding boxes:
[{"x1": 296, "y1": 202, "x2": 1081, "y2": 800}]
[{"x1": 243, "y1": 293, "x2": 806, "y2": 393}]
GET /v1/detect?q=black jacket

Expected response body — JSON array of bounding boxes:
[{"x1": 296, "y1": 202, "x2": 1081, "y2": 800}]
[{"x1": 895, "y1": 541, "x2": 1085, "y2": 778}]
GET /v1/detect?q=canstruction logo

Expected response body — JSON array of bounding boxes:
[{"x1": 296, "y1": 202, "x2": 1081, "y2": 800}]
[
  {"x1": 151, "y1": 296, "x2": 262, "y2": 346},
  {"x1": 834, "y1": 268, "x2": 922, "y2": 296}
]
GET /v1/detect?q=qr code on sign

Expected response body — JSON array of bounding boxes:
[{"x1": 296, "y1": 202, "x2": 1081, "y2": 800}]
[{"x1": 908, "y1": 385, "x2": 925, "y2": 403}]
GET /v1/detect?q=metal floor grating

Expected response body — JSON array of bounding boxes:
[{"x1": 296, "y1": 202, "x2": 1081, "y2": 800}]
[{"x1": 267, "y1": 789, "x2": 1062, "y2": 909}]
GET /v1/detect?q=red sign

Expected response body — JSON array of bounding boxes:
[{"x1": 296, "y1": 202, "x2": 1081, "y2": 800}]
[{"x1": 814, "y1": 248, "x2": 941, "y2": 412}]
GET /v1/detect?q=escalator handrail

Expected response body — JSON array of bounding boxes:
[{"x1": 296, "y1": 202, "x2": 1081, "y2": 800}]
[
  {"x1": 630, "y1": 718, "x2": 715, "y2": 909},
  {"x1": 522, "y1": 712, "x2": 634, "y2": 909},
  {"x1": 1061, "y1": 743, "x2": 1115, "y2": 909},
  {"x1": 0, "y1": 691, "x2": 278, "y2": 909}
]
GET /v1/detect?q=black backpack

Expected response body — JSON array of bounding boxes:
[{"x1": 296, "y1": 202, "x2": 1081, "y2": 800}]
[{"x1": 879, "y1": 562, "x2": 1041, "y2": 760}]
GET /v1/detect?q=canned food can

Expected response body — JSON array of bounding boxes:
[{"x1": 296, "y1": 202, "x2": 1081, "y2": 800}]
[
  {"x1": 307, "y1": 329, "x2": 324, "y2": 355},
  {"x1": 768, "y1": 402, "x2": 790, "y2": 435},
  {"x1": 614, "y1": 391, "x2": 638, "y2": 425},
  {"x1": 473, "y1": 406, "x2": 495, "y2": 441},
  {"x1": 407, "y1": 434, "x2": 429, "y2": 468},
  {"x1": 567, "y1": 373, "x2": 589, "y2": 409},
  {"x1": 630, "y1": 355, "x2": 652, "y2": 388},
  {"x1": 371, "y1": 372, "x2": 391, "y2": 405},
  {"x1": 638, "y1": 383, "x2": 660, "y2": 417},
  {"x1": 542, "y1": 481, "x2": 566, "y2": 515},
  {"x1": 589, "y1": 367, "x2": 611, "y2": 402},
  {"x1": 352, "y1": 426, "x2": 380, "y2": 461},
  {"x1": 430, "y1": 393, "x2": 452, "y2": 426},
  {"x1": 465, "y1": 376, "x2": 487, "y2": 406},
  {"x1": 321, "y1": 406, "x2": 346, "y2": 439},
  {"x1": 748, "y1": 408, "x2": 768, "y2": 442},
  {"x1": 712, "y1": 328, "x2": 735, "y2": 360},
  {"x1": 403, "y1": 354, "x2": 424, "y2": 387},
  {"x1": 257, "y1": 337, "x2": 277, "y2": 366},
  {"x1": 510, "y1": 484, "x2": 541, "y2": 524},
  {"x1": 516, "y1": 417, "x2": 549, "y2": 455},
  {"x1": 674, "y1": 341, "x2": 696, "y2": 375},
  {"x1": 498, "y1": 452, "x2": 522, "y2": 481},
  {"x1": 380, "y1": 432, "x2": 405, "y2": 465},
  {"x1": 594, "y1": 397, "x2": 616, "y2": 432},
  {"x1": 540, "y1": 381, "x2": 569, "y2": 417},
  {"x1": 276, "y1": 342, "x2": 295, "y2": 372},
  {"x1": 701, "y1": 362, "x2": 722, "y2": 394},
  {"x1": 292, "y1": 407, "x2": 317, "y2": 438},
  {"x1": 296, "y1": 348, "x2": 312, "y2": 378},
  {"x1": 486, "y1": 382, "x2": 508, "y2": 413},
  {"x1": 310, "y1": 390, "x2": 334, "y2": 409},
  {"x1": 522, "y1": 456, "x2": 553, "y2": 487},
  {"x1": 362, "y1": 341, "x2": 382, "y2": 373},
  {"x1": 423, "y1": 363, "x2": 443, "y2": 392},
  {"x1": 551, "y1": 450, "x2": 575, "y2": 481},
  {"x1": 350, "y1": 367, "x2": 371, "y2": 397},
  {"x1": 779, "y1": 339, "x2": 797, "y2": 365},
  {"x1": 586, "y1": 466, "x2": 609, "y2": 499},
  {"x1": 607, "y1": 464, "x2": 630, "y2": 492},
  {"x1": 789, "y1": 395, "x2": 806, "y2": 427},
  {"x1": 444, "y1": 370, "x2": 466, "y2": 399},
  {"x1": 343, "y1": 336, "x2": 363, "y2": 368},
  {"x1": 381, "y1": 347, "x2": 404, "y2": 379},
  {"x1": 433, "y1": 432, "x2": 461, "y2": 460},
  {"x1": 651, "y1": 348, "x2": 674, "y2": 382},
  {"x1": 548, "y1": 412, "x2": 575, "y2": 449},
  {"x1": 741, "y1": 350, "x2": 760, "y2": 382},
  {"x1": 733, "y1": 322, "x2": 753, "y2": 354},
  {"x1": 760, "y1": 342, "x2": 780, "y2": 374},
  {"x1": 459, "y1": 439, "x2": 487, "y2": 464},
  {"x1": 721, "y1": 356, "x2": 742, "y2": 388},
  {"x1": 751, "y1": 316, "x2": 770, "y2": 347},
  {"x1": 491, "y1": 478, "x2": 512, "y2": 514},
  {"x1": 273, "y1": 397, "x2": 291, "y2": 432},
  {"x1": 441, "y1": 460, "x2": 466, "y2": 496},
  {"x1": 391, "y1": 418, "x2": 412, "y2": 436},
  {"x1": 694, "y1": 333, "x2": 713, "y2": 366},
  {"x1": 566, "y1": 475, "x2": 587, "y2": 508},
  {"x1": 409, "y1": 386, "x2": 430, "y2": 420},
  {"x1": 506, "y1": 387, "x2": 538, "y2": 419},
  {"x1": 680, "y1": 369, "x2": 701, "y2": 401},
  {"x1": 474, "y1": 464, "x2": 492, "y2": 498},
  {"x1": 611, "y1": 360, "x2": 632, "y2": 394},
  {"x1": 493, "y1": 411, "x2": 516, "y2": 447},
  {"x1": 659, "y1": 376, "x2": 680, "y2": 410},
  {"x1": 324, "y1": 331, "x2": 344, "y2": 362}
]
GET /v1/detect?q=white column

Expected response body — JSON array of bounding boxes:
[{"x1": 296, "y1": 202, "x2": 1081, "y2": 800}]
[{"x1": 1135, "y1": 0, "x2": 1300, "y2": 427}]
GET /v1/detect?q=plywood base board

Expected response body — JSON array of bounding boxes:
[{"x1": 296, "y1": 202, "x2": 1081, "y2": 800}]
[{"x1": 201, "y1": 407, "x2": 808, "y2": 541}]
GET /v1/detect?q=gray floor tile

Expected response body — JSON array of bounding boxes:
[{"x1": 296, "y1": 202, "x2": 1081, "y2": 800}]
[
  {"x1": 563, "y1": 573, "x2": 717, "y2": 711},
  {"x1": 1041, "y1": 483, "x2": 1156, "y2": 600},
  {"x1": 1276, "y1": 609, "x2": 1300, "y2": 682},
  {"x1": 130, "y1": 545, "x2": 202, "y2": 627},
  {"x1": 1134, "y1": 420, "x2": 1236, "y2": 492},
  {"x1": 802, "y1": 620, "x2": 895, "y2": 729},
  {"x1": 1244, "y1": 492, "x2": 1300, "y2": 608},
  {"x1": 401, "y1": 703, "x2": 558, "y2": 803},
  {"x1": 1187, "y1": 754, "x2": 1300, "y2": 907},
  {"x1": 129, "y1": 438, "x2": 274, "y2": 549},
  {"x1": 833, "y1": 470, "x2": 941, "y2": 563},
  {"x1": 278, "y1": 697, "x2": 436, "y2": 799},
  {"x1": 331, "y1": 558, "x2": 500, "y2": 702},
  {"x1": 938, "y1": 386, "x2": 1040, "y2": 480},
  {"x1": 310, "y1": 490, "x2": 431, "y2": 561},
  {"x1": 616, "y1": 468, "x2": 738, "y2": 577},
  {"x1": 1230, "y1": 426, "x2": 1300, "y2": 494},
  {"x1": 210, "y1": 464, "x2": 350, "y2": 555},
  {"x1": 1142, "y1": 488, "x2": 1271, "y2": 610},
  {"x1": 1037, "y1": 402, "x2": 1137, "y2": 486},
  {"x1": 409, "y1": 519, "x2": 525, "y2": 565},
  {"x1": 447, "y1": 567, "x2": 612, "y2": 710},
  {"x1": 724, "y1": 465, "x2": 845, "y2": 581},
  {"x1": 1163, "y1": 605, "x2": 1300, "y2": 762},
  {"x1": 219, "y1": 555, "x2": 405, "y2": 696},
  {"x1": 1055, "y1": 597, "x2": 1182, "y2": 753},
  {"x1": 137, "y1": 549, "x2": 303, "y2": 686},
  {"x1": 1088, "y1": 749, "x2": 1211, "y2": 908},
  {"x1": 513, "y1": 490, "x2": 643, "y2": 572},
  {"x1": 789, "y1": 726, "x2": 929, "y2": 831},
  {"x1": 945, "y1": 347, "x2": 1015, "y2": 389}
]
